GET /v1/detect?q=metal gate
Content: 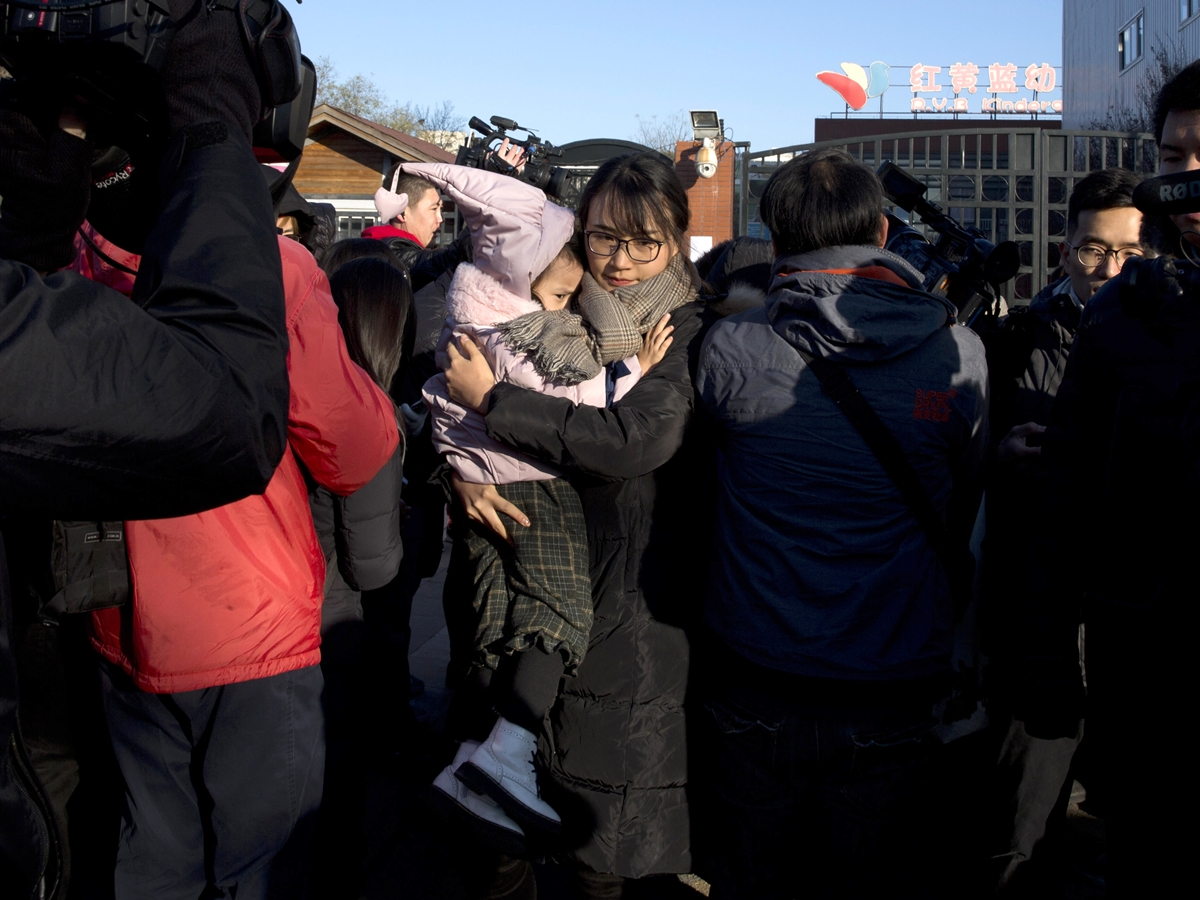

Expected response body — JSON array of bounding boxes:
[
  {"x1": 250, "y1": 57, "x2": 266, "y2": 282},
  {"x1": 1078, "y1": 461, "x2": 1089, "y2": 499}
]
[{"x1": 737, "y1": 129, "x2": 1157, "y2": 303}]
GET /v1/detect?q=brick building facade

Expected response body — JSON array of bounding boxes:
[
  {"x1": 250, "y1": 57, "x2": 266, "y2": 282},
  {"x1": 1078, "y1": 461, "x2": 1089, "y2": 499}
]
[{"x1": 675, "y1": 140, "x2": 737, "y2": 258}]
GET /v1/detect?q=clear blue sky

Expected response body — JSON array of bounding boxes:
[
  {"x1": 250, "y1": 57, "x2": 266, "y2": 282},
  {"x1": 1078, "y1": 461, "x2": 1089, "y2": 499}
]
[{"x1": 288, "y1": 0, "x2": 1063, "y2": 150}]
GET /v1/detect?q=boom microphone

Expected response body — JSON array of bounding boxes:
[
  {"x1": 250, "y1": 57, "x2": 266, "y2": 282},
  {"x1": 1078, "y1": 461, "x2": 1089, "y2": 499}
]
[{"x1": 1132, "y1": 170, "x2": 1200, "y2": 216}]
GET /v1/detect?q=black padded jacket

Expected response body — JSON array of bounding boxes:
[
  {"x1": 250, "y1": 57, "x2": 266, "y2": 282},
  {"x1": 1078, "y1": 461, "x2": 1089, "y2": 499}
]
[
  {"x1": 307, "y1": 444, "x2": 404, "y2": 630},
  {"x1": 481, "y1": 302, "x2": 714, "y2": 878},
  {"x1": 1044, "y1": 276, "x2": 1197, "y2": 614},
  {"x1": 1, "y1": 125, "x2": 290, "y2": 900},
  {"x1": 0, "y1": 127, "x2": 289, "y2": 520},
  {"x1": 980, "y1": 280, "x2": 1084, "y2": 730}
]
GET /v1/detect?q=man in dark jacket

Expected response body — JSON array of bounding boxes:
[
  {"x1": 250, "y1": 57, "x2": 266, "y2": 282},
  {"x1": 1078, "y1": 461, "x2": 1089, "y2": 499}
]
[
  {"x1": 364, "y1": 166, "x2": 471, "y2": 292},
  {"x1": 0, "y1": 4, "x2": 292, "y2": 896},
  {"x1": 696, "y1": 148, "x2": 988, "y2": 898},
  {"x1": 1040, "y1": 61, "x2": 1200, "y2": 897},
  {"x1": 981, "y1": 168, "x2": 1143, "y2": 895}
]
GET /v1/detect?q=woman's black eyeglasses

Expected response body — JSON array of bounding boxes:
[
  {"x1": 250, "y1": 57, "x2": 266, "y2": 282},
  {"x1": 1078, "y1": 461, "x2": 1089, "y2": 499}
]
[{"x1": 585, "y1": 231, "x2": 665, "y2": 263}]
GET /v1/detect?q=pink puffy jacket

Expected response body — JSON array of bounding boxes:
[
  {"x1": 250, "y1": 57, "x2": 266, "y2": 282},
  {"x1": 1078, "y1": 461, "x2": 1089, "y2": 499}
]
[{"x1": 423, "y1": 263, "x2": 640, "y2": 485}]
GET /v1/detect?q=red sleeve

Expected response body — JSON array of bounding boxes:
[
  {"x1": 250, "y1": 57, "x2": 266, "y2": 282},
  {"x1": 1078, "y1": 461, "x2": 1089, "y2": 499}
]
[{"x1": 280, "y1": 238, "x2": 399, "y2": 495}]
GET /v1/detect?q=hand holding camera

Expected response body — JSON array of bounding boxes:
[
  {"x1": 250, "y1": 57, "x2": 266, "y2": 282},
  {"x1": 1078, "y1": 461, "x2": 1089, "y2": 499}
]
[{"x1": 162, "y1": 0, "x2": 263, "y2": 140}]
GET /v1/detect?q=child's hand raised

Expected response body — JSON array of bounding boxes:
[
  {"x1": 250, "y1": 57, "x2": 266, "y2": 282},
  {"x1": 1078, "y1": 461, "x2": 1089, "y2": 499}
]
[{"x1": 637, "y1": 314, "x2": 674, "y2": 375}]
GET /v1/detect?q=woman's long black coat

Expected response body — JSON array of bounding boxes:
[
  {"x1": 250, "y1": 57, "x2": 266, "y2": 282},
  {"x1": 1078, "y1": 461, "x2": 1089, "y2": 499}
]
[{"x1": 482, "y1": 302, "x2": 713, "y2": 878}]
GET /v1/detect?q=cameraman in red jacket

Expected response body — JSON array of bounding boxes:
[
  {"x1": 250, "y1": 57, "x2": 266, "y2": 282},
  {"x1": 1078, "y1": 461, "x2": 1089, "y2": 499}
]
[{"x1": 77, "y1": 228, "x2": 398, "y2": 899}]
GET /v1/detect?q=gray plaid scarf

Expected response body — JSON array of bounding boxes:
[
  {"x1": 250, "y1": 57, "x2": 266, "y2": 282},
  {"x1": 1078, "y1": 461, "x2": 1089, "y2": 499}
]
[{"x1": 499, "y1": 253, "x2": 694, "y2": 385}]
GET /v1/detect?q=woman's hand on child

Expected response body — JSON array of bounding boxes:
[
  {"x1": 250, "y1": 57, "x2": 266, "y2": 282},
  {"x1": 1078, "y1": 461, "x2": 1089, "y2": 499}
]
[
  {"x1": 637, "y1": 314, "x2": 674, "y2": 375},
  {"x1": 451, "y1": 473, "x2": 530, "y2": 543},
  {"x1": 445, "y1": 334, "x2": 497, "y2": 413}
]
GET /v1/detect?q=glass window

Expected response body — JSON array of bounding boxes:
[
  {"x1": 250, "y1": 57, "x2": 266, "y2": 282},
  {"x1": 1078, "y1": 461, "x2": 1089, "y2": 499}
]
[
  {"x1": 1119, "y1": 14, "x2": 1144, "y2": 70},
  {"x1": 1183, "y1": 0, "x2": 1199, "y2": 22}
]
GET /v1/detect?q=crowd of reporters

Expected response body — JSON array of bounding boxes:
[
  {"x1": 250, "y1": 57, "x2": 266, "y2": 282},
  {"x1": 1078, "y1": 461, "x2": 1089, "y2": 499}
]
[{"x1": 3, "y1": 4, "x2": 1200, "y2": 898}]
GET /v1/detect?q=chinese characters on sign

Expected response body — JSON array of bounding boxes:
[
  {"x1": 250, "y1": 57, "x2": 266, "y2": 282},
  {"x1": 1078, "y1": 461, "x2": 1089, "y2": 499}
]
[
  {"x1": 815, "y1": 59, "x2": 1063, "y2": 115},
  {"x1": 908, "y1": 62, "x2": 1062, "y2": 114}
]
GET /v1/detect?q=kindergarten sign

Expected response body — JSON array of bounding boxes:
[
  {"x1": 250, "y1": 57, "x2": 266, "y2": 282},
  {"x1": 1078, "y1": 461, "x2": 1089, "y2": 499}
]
[{"x1": 816, "y1": 61, "x2": 1063, "y2": 115}]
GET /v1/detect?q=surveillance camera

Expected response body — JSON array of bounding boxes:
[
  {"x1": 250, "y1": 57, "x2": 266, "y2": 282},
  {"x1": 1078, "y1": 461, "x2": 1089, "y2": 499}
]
[{"x1": 695, "y1": 137, "x2": 718, "y2": 179}]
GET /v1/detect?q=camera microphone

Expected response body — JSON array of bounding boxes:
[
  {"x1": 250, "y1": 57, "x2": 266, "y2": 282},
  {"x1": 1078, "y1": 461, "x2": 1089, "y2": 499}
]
[{"x1": 1132, "y1": 170, "x2": 1200, "y2": 216}]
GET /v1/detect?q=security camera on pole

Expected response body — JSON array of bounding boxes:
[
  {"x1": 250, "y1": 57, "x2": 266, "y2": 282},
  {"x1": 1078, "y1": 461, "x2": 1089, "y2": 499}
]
[{"x1": 690, "y1": 110, "x2": 721, "y2": 178}]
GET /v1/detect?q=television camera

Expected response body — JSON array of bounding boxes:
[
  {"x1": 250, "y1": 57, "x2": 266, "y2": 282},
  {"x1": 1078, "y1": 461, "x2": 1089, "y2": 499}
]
[
  {"x1": 456, "y1": 115, "x2": 569, "y2": 200},
  {"x1": 0, "y1": 0, "x2": 313, "y2": 161},
  {"x1": 876, "y1": 161, "x2": 1021, "y2": 328}
]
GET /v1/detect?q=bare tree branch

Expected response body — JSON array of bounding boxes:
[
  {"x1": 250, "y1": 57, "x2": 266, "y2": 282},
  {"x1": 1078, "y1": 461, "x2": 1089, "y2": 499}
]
[
  {"x1": 412, "y1": 101, "x2": 468, "y2": 151},
  {"x1": 1087, "y1": 40, "x2": 1190, "y2": 135},
  {"x1": 631, "y1": 111, "x2": 691, "y2": 156},
  {"x1": 313, "y1": 55, "x2": 452, "y2": 139}
]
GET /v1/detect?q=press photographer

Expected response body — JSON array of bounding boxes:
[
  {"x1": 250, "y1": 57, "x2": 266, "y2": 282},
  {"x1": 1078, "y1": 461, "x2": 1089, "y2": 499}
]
[
  {"x1": 696, "y1": 147, "x2": 989, "y2": 895},
  {"x1": 1040, "y1": 59, "x2": 1200, "y2": 897},
  {"x1": 0, "y1": 2, "x2": 309, "y2": 895},
  {"x1": 979, "y1": 167, "x2": 1144, "y2": 897}
]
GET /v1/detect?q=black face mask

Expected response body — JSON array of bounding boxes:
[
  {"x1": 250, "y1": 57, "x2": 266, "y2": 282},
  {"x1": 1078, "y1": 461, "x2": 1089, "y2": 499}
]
[{"x1": 86, "y1": 144, "x2": 159, "y2": 254}]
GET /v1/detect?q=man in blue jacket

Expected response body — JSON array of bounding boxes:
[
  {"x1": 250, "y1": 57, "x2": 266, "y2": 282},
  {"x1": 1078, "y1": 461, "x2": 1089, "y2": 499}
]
[{"x1": 696, "y1": 147, "x2": 988, "y2": 898}]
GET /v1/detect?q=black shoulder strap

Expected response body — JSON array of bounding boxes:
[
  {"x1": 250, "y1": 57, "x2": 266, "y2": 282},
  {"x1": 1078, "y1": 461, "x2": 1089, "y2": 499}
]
[{"x1": 795, "y1": 348, "x2": 973, "y2": 610}]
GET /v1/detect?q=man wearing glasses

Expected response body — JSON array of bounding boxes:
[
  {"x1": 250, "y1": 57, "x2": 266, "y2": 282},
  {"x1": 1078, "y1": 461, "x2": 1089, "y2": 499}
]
[{"x1": 981, "y1": 166, "x2": 1143, "y2": 897}]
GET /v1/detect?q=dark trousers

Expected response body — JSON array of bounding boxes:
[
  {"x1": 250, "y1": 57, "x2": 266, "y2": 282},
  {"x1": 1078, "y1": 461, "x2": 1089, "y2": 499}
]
[
  {"x1": 361, "y1": 501, "x2": 428, "y2": 748},
  {"x1": 1085, "y1": 600, "x2": 1184, "y2": 897},
  {"x1": 99, "y1": 660, "x2": 324, "y2": 900},
  {"x1": 18, "y1": 615, "x2": 121, "y2": 900},
  {"x1": 311, "y1": 619, "x2": 367, "y2": 899},
  {"x1": 705, "y1": 683, "x2": 934, "y2": 900}
]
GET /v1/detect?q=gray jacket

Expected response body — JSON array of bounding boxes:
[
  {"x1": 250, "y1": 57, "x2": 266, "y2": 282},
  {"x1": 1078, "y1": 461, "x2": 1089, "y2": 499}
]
[{"x1": 697, "y1": 245, "x2": 989, "y2": 682}]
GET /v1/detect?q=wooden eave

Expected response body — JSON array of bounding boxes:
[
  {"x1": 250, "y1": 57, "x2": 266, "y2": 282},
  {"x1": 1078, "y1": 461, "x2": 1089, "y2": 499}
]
[{"x1": 307, "y1": 104, "x2": 455, "y2": 164}]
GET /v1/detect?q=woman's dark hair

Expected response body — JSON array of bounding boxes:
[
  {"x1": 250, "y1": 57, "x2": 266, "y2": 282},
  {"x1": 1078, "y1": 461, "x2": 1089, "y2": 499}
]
[
  {"x1": 759, "y1": 148, "x2": 883, "y2": 258},
  {"x1": 304, "y1": 203, "x2": 339, "y2": 264},
  {"x1": 327, "y1": 257, "x2": 414, "y2": 392},
  {"x1": 576, "y1": 151, "x2": 689, "y2": 250},
  {"x1": 321, "y1": 238, "x2": 399, "y2": 278}
]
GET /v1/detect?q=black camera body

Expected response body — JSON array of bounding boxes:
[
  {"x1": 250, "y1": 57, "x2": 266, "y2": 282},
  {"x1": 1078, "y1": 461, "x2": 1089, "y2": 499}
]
[
  {"x1": 456, "y1": 115, "x2": 569, "y2": 200},
  {"x1": 1118, "y1": 170, "x2": 1200, "y2": 323},
  {"x1": 1117, "y1": 254, "x2": 1200, "y2": 324},
  {"x1": 877, "y1": 161, "x2": 1020, "y2": 328},
  {"x1": 0, "y1": 0, "x2": 310, "y2": 159}
]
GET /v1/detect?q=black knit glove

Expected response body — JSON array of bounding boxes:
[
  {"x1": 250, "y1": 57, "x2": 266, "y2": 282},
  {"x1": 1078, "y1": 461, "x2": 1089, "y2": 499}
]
[
  {"x1": 0, "y1": 111, "x2": 92, "y2": 271},
  {"x1": 163, "y1": 0, "x2": 262, "y2": 140}
]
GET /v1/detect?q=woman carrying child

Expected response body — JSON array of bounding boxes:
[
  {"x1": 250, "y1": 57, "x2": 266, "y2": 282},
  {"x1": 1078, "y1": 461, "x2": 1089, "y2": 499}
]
[
  {"x1": 439, "y1": 152, "x2": 712, "y2": 896},
  {"x1": 386, "y1": 163, "x2": 672, "y2": 855}
]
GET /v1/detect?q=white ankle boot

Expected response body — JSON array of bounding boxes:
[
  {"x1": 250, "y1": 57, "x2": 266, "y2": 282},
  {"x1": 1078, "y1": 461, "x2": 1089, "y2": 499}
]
[
  {"x1": 432, "y1": 740, "x2": 526, "y2": 854},
  {"x1": 455, "y1": 717, "x2": 562, "y2": 834}
]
